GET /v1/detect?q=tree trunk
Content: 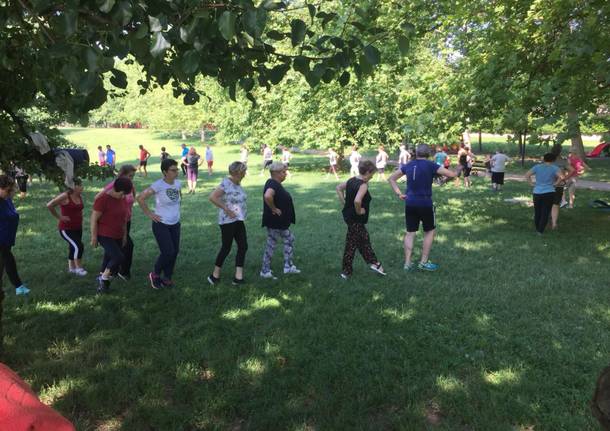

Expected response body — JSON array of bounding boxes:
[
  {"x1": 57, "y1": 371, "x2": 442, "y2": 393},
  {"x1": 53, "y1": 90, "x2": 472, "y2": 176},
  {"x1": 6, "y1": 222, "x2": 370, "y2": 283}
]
[
  {"x1": 200, "y1": 127, "x2": 205, "y2": 143},
  {"x1": 181, "y1": 130, "x2": 187, "y2": 140},
  {"x1": 463, "y1": 130, "x2": 471, "y2": 147},
  {"x1": 478, "y1": 130, "x2": 482, "y2": 152},
  {"x1": 567, "y1": 111, "x2": 587, "y2": 160},
  {"x1": 521, "y1": 128, "x2": 527, "y2": 167}
]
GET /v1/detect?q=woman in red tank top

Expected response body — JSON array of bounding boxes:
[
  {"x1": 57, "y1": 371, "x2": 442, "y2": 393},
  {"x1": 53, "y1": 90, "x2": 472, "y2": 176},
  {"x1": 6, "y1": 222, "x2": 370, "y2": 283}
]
[{"x1": 46, "y1": 178, "x2": 87, "y2": 275}]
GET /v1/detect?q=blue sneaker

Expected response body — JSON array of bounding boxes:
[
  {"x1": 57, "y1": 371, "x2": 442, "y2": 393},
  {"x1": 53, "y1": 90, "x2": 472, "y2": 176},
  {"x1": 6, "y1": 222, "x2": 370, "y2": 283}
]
[
  {"x1": 417, "y1": 261, "x2": 439, "y2": 271},
  {"x1": 15, "y1": 285, "x2": 30, "y2": 295}
]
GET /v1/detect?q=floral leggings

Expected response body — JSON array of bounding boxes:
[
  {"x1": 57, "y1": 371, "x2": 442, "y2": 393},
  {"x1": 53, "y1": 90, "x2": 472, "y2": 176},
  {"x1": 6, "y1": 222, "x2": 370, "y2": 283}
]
[
  {"x1": 261, "y1": 228, "x2": 295, "y2": 273},
  {"x1": 342, "y1": 223, "x2": 378, "y2": 276}
]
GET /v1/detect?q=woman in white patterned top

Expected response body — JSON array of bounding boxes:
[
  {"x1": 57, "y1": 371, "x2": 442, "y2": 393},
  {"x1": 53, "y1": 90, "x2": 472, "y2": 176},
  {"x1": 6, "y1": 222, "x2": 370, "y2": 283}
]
[{"x1": 207, "y1": 161, "x2": 248, "y2": 285}]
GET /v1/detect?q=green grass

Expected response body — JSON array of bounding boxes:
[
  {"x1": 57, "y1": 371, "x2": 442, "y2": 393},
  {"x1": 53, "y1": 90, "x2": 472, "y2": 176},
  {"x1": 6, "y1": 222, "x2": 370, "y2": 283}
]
[{"x1": 3, "y1": 128, "x2": 610, "y2": 430}]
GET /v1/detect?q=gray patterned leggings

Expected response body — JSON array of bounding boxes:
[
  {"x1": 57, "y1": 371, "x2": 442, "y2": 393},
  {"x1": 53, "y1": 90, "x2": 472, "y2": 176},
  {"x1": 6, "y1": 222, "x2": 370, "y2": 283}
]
[{"x1": 261, "y1": 228, "x2": 295, "y2": 273}]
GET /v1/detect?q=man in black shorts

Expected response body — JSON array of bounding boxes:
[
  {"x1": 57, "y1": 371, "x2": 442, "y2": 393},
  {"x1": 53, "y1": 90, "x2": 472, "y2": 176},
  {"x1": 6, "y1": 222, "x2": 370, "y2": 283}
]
[{"x1": 388, "y1": 144, "x2": 456, "y2": 271}]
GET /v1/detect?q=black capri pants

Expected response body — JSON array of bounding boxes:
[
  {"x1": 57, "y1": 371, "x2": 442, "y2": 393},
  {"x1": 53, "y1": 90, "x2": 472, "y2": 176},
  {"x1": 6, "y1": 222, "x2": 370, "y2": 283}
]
[
  {"x1": 98, "y1": 236, "x2": 124, "y2": 275},
  {"x1": 215, "y1": 221, "x2": 248, "y2": 267},
  {"x1": 60, "y1": 229, "x2": 84, "y2": 260}
]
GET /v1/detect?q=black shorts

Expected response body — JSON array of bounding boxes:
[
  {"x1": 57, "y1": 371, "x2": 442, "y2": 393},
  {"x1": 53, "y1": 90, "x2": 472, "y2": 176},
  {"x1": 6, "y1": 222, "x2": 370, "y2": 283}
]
[
  {"x1": 139, "y1": 160, "x2": 147, "y2": 167},
  {"x1": 491, "y1": 172, "x2": 505, "y2": 185},
  {"x1": 463, "y1": 166, "x2": 472, "y2": 177},
  {"x1": 553, "y1": 187, "x2": 564, "y2": 205},
  {"x1": 405, "y1": 205, "x2": 436, "y2": 233}
]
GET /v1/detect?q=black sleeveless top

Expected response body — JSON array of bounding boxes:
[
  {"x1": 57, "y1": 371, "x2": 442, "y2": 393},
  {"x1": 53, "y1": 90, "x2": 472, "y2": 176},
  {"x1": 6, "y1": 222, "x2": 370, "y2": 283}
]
[
  {"x1": 342, "y1": 177, "x2": 371, "y2": 224},
  {"x1": 459, "y1": 153, "x2": 468, "y2": 167}
]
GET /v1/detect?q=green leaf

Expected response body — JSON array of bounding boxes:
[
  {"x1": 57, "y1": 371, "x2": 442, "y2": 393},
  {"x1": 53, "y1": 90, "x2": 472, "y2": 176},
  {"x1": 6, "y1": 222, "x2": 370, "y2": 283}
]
[
  {"x1": 305, "y1": 72, "x2": 320, "y2": 88},
  {"x1": 150, "y1": 32, "x2": 171, "y2": 57},
  {"x1": 96, "y1": 0, "x2": 115, "y2": 13},
  {"x1": 338, "y1": 71, "x2": 350, "y2": 87},
  {"x1": 349, "y1": 21, "x2": 366, "y2": 32},
  {"x1": 261, "y1": 0, "x2": 284, "y2": 11},
  {"x1": 77, "y1": 72, "x2": 98, "y2": 95},
  {"x1": 363, "y1": 45, "x2": 380, "y2": 65},
  {"x1": 180, "y1": 18, "x2": 199, "y2": 43},
  {"x1": 290, "y1": 19, "x2": 307, "y2": 47},
  {"x1": 292, "y1": 56, "x2": 310, "y2": 75},
  {"x1": 149, "y1": 15, "x2": 162, "y2": 32},
  {"x1": 245, "y1": 92, "x2": 257, "y2": 107},
  {"x1": 99, "y1": 56, "x2": 114, "y2": 72},
  {"x1": 114, "y1": 1, "x2": 133, "y2": 26},
  {"x1": 359, "y1": 54, "x2": 373, "y2": 75},
  {"x1": 62, "y1": 9, "x2": 78, "y2": 36},
  {"x1": 135, "y1": 23, "x2": 148, "y2": 39},
  {"x1": 240, "y1": 77, "x2": 255, "y2": 92},
  {"x1": 184, "y1": 89, "x2": 199, "y2": 105},
  {"x1": 398, "y1": 35, "x2": 410, "y2": 56},
  {"x1": 228, "y1": 82, "x2": 236, "y2": 101},
  {"x1": 244, "y1": 6, "x2": 267, "y2": 39},
  {"x1": 219, "y1": 11, "x2": 236, "y2": 41},
  {"x1": 312, "y1": 62, "x2": 325, "y2": 78},
  {"x1": 85, "y1": 48, "x2": 98, "y2": 71},
  {"x1": 401, "y1": 22, "x2": 416, "y2": 34},
  {"x1": 268, "y1": 64, "x2": 290, "y2": 84},
  {"x1": 307, "y1": 4, "x2": 316, "y2": 21},
  {"x1": 321, "y1": 68, "x2": 334, "y2": 83},
  {"x1": 181, "y1": 50, "x2": 200, "y2": 74},
  {"x1": 266, "y1": 30, "x2": 285, "y2": 41},
  {"x1": 109, "y1": 68, "x2": 128, "y2": 89},
  {"x1": 329, "y1": 37, "x2": 344, "y2": 49}
]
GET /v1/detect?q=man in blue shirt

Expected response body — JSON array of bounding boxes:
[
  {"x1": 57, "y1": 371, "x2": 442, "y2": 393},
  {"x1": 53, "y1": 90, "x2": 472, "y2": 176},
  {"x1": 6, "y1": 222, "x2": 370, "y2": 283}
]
[
  {"x1": 105, "y1": 145, "x2": 116, "y2": 168},
  {"x1": 180, "y1": 143, "x2": 188, "y2": 176},
  {"x1": 388, "y1": 144, "x2": 456, "y2": 271}
]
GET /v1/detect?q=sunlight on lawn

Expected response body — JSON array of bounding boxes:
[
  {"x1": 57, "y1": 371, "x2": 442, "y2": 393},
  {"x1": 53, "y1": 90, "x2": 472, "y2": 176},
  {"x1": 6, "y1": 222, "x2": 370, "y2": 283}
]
[
  {"x1": 436, "y1": 375, "x2": 465, "y2": 393},
  {"x1": 483, "y1": 368, "x2": 522, "y2": 386},
  {"x1": 39, "y1": 377, "x2": 87, "y2": 405}
]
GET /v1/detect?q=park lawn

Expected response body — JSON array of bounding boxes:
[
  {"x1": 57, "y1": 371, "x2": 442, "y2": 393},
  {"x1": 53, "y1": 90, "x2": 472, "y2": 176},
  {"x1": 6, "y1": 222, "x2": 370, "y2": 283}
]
[{"x1": 2, "y1": 128, "x2": 610, "y2": 430}]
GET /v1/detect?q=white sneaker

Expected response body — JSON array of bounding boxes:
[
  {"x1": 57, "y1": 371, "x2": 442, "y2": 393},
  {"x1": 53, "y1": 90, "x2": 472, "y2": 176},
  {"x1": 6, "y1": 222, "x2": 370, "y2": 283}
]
[
  {"x1": 283, "y1": 265, "x2": 301, "y2": 274},
  {"x1": 72, "y1": 268, "x2": 88, "y2": 276},
  {"x1": 259, "y1": 271, "x2": 277, "y2": 280}
]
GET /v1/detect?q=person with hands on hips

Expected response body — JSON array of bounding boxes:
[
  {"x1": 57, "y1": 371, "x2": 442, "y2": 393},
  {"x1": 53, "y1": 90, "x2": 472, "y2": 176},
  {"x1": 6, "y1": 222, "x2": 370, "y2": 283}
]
[
  {"x1": 207, "y1": 161, "x2": 249, "y2": 286},
  {"x1": 90, "y1": 176, "x2": 133, "y2": 294},
  {"x1": 388, "y1": 144, "x2": 456, "y2": 272},
  {"x1": 260, "y1": 162, "x2": 300, "y2": 279},
  {"x1": 336, "y1": 160, "x2": 385, "y2": 279},
  {"x1": 136, "y1": 159, "x2": 182, "y2": 289}
]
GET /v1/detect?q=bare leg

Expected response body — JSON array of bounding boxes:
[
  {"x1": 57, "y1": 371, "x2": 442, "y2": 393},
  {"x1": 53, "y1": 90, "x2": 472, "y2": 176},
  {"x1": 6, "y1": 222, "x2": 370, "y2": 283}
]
[
  {"x1": 551, "y1": 204, "x2": 559, "y2": 229},
  {"x1": 212, "y1": 265, "x2": 221, "y2": 278},
  {"x1": 420, "y1": 229, "x2": 435, "y2": 263},
  {"x1": 403, "y1": 232, "x2": 416, "y2": 265},
  {"x1": 235, "y1": 266, "x2": 243, "y2": 280}
]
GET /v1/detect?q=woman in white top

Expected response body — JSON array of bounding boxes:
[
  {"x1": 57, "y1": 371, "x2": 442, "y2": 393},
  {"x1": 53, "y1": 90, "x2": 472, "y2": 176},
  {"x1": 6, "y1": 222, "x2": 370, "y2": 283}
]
[
  {"x1": 349, "y1": 145, "x2": 361, "y2": 177},
  {"x1": 327, "y1": 148, "x2": 340, "y2": 180},
  {"x1": 240, "y1": 145, "x2": 249, "y2": 164},
  {"x1": 205, "y1": 145, "x2": 214, "y2": 176},
  {"x1": 282, "y1": 146, "x2": 293, "y2": 179},
  {"x1": 375, "y1": 145, "x2": 389, "y2": 181},
  {"x1": 208, "y1": 161, "x2": 248, "y2": 285},
  {"x1": 261, "y1": 145, "x2": 274, "y2": 175},
  {"x1": 136, "y1": 158, "x2": 182, "y2": 289}
]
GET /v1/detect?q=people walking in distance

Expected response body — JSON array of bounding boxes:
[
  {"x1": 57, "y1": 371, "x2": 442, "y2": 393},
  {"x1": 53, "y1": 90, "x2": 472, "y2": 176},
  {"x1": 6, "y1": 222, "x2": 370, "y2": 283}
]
[
  {"x1": 327, "y1": 148, "x2": 340, "y2": 180},
  {"x1": 183, "y1": 147, "x2": 203, "y2": 194},
  {"x1": 490, "y1": 149, "x2": 510, "y2": 191},
  {"x1": 375, "y1": 145, "x2": 389, "y2": 181},
  {"x1": 205, "y1": 145, "x2": 214, "y2": 176},
  {"x1": 138, "y1": 145, "x2": 151, "y2": 177},
  {"x1": 281, "y1": 146, "x2": 293, "y2": 179},
  {"x1": 349, "y1": 145, "x2": 361, "y2": 177},
  {"x1": 525, "y1": 153, "x2": 561, "y2": 234}
]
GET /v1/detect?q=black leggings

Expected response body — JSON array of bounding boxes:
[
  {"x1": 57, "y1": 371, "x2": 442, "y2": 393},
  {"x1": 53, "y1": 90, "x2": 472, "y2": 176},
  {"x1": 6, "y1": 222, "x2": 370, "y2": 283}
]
[
  {"x1": 98, "y1": 236, "x2": 124, "y2": 275},
  {"x1": 533, "y1": 192, "x2": 555, "y2": 233},
  {"x1": 215, "y1": 221, "x2": 248, "y2": 268},
  {"x1": 0, "y1": 245, "x2": 22, "y2": 288},
  {"x1": 121, "y1": 220, "x2": 134, "y2": 275},
  {"x1": 60, "y1": 229, "x2": 84, "y2": 260}
]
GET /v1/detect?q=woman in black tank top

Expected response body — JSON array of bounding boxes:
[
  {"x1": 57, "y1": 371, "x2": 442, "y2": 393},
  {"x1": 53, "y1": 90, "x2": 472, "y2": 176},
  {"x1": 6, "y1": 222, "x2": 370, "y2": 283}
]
[{"x1": 336, "y1": 160, "x2": 385, "y2": 279}]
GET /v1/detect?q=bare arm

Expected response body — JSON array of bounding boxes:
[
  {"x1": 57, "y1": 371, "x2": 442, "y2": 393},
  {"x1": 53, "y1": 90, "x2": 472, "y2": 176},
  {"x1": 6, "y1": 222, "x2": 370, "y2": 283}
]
[
  {"x1": 354, "y1": 183, "x2": 368, "y2": 215},
  {"x1": 46, "y1": 192, "x2": 70, "y2": 221},
  {"x1": 524, "y1": 169, "x2": 535, "y2": 186},
  {"x1": 436, "y1": 166, "x2": 457, "y2": 178},
  {"x1": 136, "y1": 187, "x2": 162, "y2": 222},
  {"x1": 336, "y1": 182, "x2": 347, "y2": 205},
  {"x1": 90, "y1": 210, "x2": 102, "y2": 247},
  {"x1": 264, "y1": 188, "x2": 281, "y2": 215},
  {"x1": 209, "y1": 186, "x2": 236, "y2": 218},
  {"x1": 388, "y1": 169, "x2": 405, "y2": 199}
]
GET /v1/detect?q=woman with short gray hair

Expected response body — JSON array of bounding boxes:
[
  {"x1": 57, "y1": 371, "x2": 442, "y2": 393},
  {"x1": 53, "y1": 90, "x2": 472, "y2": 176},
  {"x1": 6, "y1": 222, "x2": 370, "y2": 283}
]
[
  {"x1": 208, "y1": 161, "x2": 248, "y2": 285},
  {"x1": 260, "y1": 162, "x2": 299, "y2": 279}
]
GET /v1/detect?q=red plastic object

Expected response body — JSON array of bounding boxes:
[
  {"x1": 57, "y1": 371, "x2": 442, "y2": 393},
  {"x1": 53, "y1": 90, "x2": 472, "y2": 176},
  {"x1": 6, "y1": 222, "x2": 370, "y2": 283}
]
[{"x1": 0, "y1": 363, "x2": 75, "y2": 431}]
